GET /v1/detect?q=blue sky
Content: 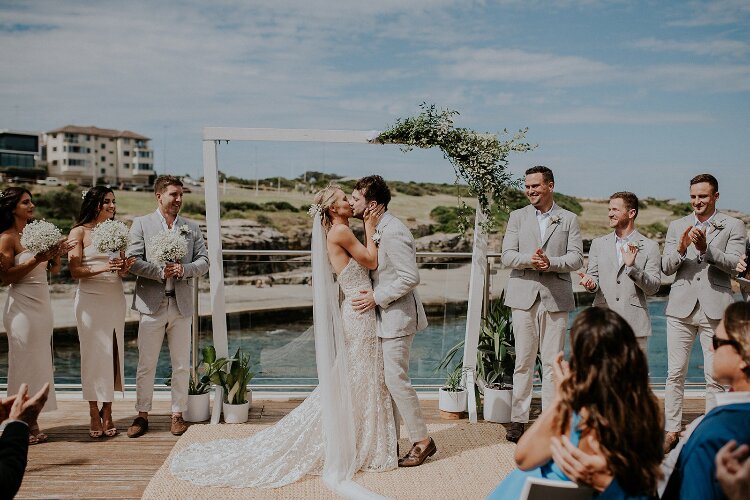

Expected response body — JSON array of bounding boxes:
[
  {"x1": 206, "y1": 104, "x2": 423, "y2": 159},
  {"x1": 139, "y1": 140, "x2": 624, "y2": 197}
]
[{"x1": 1, "y1": 0, "x2": 748, "y2": 210}]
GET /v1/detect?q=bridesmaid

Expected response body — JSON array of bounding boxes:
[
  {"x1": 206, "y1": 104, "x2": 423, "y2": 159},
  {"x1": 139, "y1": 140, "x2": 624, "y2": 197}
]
[
  {"x1": 68, "y1": 186, "x2": 134, "y2": 438},
  {"x1": 0, "y1": 187, "x2": 74, "y2": 444}
]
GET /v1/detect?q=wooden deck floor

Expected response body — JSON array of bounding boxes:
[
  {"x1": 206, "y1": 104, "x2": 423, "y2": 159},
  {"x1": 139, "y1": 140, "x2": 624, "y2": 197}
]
[{"x1": 18, "y1": 395, "x2": 706, "y2": 499}]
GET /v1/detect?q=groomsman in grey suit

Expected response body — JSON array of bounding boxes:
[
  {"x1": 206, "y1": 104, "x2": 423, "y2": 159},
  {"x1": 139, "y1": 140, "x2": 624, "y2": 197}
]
[
  {"x1": 661, "y1": 173, "x2": 746, "y2": 453},
  {"x1": 501, "y1": 165, "x2": 583, "y2": 443},
  {"x1": 125, "y1": 176, "x2": 209, "y2": 438},
  {"x1": 578, "y1": 191, "x2": 661, "y2": 351},
  {"x1": 350, "y1": 175, "x2": 436, "y2": 467}
]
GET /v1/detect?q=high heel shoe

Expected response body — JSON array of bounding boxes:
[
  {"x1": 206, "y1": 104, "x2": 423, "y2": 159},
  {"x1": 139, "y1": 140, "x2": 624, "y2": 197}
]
[
  {"x1": 89, "y1": 408, "x2": 103, "y2": 439},
  {"x1": 100, "y1": 408, "x2": 118, "y2": 437}
]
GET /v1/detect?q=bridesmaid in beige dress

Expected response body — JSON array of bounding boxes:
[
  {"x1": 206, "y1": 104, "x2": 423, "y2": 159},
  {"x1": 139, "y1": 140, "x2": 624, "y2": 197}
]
[
  {"x1": 0, "y1": 187, "x2": 75, "y2": 444},
  {"x1": 68, "y1": 186, "x2": 134, "y2": 438}
]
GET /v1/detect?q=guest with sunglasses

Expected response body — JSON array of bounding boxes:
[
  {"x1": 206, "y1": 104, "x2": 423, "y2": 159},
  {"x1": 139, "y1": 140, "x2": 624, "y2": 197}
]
[{"x1": 661, "y1": 301, "x2": 750, "y2": 499}]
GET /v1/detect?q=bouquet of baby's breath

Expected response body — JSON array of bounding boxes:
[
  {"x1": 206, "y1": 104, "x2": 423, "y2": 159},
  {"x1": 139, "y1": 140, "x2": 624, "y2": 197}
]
[
  {"x1": 147, "y1": 229, "x2": 188, "y2": 264},
  {"x1": 91, "y1": 220, "x2": 130, "y2": 254},
  {"x1": 20, "y1": 220, "x2": 62, "y2": 254}
]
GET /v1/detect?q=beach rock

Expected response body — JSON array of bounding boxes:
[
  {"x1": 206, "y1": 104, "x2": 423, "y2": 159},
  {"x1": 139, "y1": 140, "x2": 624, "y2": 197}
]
[{"x1": 415, "y1": 232, "x2": 472, "y2": 254}]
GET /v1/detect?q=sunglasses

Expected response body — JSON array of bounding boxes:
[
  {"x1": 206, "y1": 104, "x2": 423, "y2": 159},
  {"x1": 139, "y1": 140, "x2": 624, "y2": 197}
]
[{"x1": 712, "y1": 335, "x2": 741, "y2": 351}]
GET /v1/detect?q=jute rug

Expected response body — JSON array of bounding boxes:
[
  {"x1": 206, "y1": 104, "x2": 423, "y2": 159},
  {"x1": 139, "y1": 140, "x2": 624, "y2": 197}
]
[{"x1": 143, "y1": 422, "x2": 515, "y2": 499}]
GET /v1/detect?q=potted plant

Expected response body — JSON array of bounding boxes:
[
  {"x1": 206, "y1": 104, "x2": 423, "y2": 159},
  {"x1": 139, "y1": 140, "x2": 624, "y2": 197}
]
[
  {"x1": 438, "y1": 365, "x2": 468, "y2": 414},
  {"x1": 219, "y1": 347, "x2": 255, "y2": 424},
  {"x1": 437, "y1": 291, "x2": 536, "y2": 423},
  {"x1": 184, "y1": 345, "x2": 231, "y2": 422},
  {"x1": 476, "y1": 297, "x2": 515, "y2": 423}
]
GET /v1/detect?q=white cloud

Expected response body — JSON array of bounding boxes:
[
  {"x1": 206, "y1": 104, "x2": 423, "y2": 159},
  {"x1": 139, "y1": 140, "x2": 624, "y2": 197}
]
[
  {"x1": 537, "y1": 107, "x2": 711, "y2": 125},
  {"x1": 668, "y1": 0, "x2": 750, "y2": 27},
  {"x1": 640, "y1": 64, "x2": 750, "y2": 92},
  {"x1": 437, "y1": 48, "x2": 617, "y2": 86},
  {"x1": 630, "y1": 37, "x2": 749, "y2": 58}
]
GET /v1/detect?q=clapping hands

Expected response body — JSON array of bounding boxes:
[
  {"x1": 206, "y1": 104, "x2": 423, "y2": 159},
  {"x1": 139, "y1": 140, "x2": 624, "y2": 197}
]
[
  {"x1": 578, "y1": 272, "x2": 596, "y2": 291},
  {"x1": 678, "y1": 226, "x2": 707, "y2": 255},
  {"x1": 0, "y1": 382, "x2": 49, "y2": 427},
  {"x1": 531, "y1": 248, "x2": 550, "y2": 271}
]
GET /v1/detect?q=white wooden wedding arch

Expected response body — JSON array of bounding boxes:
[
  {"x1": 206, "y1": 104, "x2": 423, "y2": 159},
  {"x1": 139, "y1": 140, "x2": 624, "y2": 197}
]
[{"x1": 202, "y1": 127, "x2": 488, "y2": 422}]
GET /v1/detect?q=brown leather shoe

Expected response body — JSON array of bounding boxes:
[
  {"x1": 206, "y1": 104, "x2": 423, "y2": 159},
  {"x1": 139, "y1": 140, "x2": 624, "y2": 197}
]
[
  {"x1": 127, "y1": 417, "x2": 148, "y2": 438},
  {"x1": 398, "y1": 437, "x2": 437, "y2": 467},
  {"x1": 171, "y1": 415, "x2": 188, "y2": 436},
  {"x1": 664, "y1": 431, "x2": 680, "y2": 455},
  {"x1": 506, "y1": 422, "x2": 526, "y2": 443}
]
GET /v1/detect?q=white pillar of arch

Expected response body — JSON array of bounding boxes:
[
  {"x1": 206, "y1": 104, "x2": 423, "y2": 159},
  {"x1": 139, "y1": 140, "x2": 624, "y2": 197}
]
[
  {"x1": 201, "y1": 127, "x2": 486, "y2": 422},
  {"x1": 461, "y1": 205, "x2": 488, "y2": 423}
]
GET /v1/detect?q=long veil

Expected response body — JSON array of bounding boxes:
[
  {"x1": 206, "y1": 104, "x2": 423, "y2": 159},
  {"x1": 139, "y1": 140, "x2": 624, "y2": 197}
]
[{"x1": 311, "y1": 215, "x2": 385, "y2": 499}]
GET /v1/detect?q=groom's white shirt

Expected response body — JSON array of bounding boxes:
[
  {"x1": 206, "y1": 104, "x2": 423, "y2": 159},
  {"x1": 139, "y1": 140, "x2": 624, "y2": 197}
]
[{"x1": 371, "y1": 211, "x2": 428, "y2": 338}]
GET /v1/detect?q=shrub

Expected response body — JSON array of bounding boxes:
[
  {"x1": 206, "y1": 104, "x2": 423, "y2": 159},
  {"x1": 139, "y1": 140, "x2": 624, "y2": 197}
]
[{"x1": 33, "y1": 187, "x2": 81, "y2": 222}]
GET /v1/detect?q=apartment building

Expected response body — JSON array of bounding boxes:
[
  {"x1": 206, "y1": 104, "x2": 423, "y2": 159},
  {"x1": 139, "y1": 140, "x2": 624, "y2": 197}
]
[
  {"x1": 0, "y1": 129, "x2": 46, "y2": 181},
  {"x1": 45, "y1": 125, "x2": 156, "y2": 185}
]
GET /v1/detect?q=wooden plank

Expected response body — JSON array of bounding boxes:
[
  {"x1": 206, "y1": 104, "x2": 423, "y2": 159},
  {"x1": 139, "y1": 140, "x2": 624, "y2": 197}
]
[{"x1": 16, "y1": 396, "x2": 707, "y2": 498}]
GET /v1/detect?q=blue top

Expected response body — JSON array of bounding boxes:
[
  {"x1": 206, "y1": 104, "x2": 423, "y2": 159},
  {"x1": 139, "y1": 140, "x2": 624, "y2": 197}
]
[
  {"x1": 662, "y1": 402, "x2": 750, "y2": 500},
  {"x1": 487, "y1": 415, "x2": 582, "y2": 500}
]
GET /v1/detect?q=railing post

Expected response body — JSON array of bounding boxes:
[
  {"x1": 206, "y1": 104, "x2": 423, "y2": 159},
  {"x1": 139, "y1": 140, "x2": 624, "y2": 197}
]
[{"x1": 191, "y1": 276, "x2": 199, "y2": 384}]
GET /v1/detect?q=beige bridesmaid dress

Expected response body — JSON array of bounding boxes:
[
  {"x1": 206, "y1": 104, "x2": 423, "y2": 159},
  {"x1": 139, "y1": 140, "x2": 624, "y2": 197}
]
[
  {"x1": 3, "y1": 250, "x2": 57, "y2": 411},
  {"x1": 74, "y1": 245, "x2": 126, "y2": 402}
]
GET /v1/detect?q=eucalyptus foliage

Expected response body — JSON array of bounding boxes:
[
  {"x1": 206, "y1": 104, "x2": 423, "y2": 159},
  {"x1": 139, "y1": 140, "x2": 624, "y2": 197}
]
[{"x1": 375, "y1": 103, "x2": 535, "y2": 233}]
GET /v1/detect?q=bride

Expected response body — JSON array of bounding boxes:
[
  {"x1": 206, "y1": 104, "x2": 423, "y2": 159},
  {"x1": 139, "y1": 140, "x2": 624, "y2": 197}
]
[{"x1": 170, "y1": 184, "x2": 397, "y2": 495}]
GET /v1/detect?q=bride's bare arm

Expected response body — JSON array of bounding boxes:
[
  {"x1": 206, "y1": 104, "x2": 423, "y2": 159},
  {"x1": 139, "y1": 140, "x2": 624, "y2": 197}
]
[{"x1": 327, "y1": 224, "x2": 379, "y2": 270}]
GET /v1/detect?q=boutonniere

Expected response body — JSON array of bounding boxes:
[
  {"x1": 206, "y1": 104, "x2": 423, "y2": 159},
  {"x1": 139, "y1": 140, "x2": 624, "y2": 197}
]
[
  {"x1": 372, "y1": 229, "x2": 382, "y2": 246},
  {"x1": 549, "y1": 215, "x2": 562, "y2": 225},
  {"x1": 177, "y1": 224, "x2": 191, "y2": 236},
  {"x1": 709, "y1": 220, "x2": 725, "y2": 232}
]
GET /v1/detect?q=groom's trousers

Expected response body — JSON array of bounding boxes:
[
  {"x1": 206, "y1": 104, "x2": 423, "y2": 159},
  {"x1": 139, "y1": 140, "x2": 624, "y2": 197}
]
[{"x1": 381, "y1": 334, "x2": 429, "y2": 443}]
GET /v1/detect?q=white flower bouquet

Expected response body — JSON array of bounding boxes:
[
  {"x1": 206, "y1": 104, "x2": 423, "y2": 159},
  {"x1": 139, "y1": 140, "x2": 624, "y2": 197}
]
[
  {"x1": 147, "y1": 229, "x2": 188, "y2": 264},
  {"x1": 91, "y1": 220, "x2": 130, "y2": 254},
  {"x1": 20, "y1": 220, "x2": 63, "y2": 254}
]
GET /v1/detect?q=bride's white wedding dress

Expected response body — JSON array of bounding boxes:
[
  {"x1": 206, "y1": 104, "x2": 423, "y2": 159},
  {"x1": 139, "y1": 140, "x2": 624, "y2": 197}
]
[{"x1": 170, "y1": 258, "x2": 397, "y2": 488}]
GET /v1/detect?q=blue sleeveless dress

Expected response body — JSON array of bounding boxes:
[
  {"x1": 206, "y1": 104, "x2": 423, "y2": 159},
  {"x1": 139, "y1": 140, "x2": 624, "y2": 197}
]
[{"x1": 487, "y1": 414, "x2": 582, "y2": 499}]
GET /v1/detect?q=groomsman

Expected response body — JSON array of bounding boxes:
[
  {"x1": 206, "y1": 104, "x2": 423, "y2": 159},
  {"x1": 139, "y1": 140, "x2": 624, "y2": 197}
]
[
  {"x1": 661, "y1": 174, "x2": 746, "y2": 453},
  {"x1": 501, "y1": 166, "x2": 583, "y2": 443},
  {"x1": 126, "y1": 176, "x2": 209, "y2": 438},
  {"x1": 578, "y1": 192, "x2": 661, "y2": 351}
]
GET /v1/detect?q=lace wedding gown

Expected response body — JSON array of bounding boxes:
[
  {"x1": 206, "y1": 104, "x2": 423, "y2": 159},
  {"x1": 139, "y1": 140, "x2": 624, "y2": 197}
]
[{"x1": 170, "y1": 259, "x2": 397, "y2": 488}]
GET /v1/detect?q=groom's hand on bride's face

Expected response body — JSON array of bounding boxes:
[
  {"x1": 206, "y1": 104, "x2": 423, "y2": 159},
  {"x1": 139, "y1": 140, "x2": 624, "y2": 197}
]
[{"x1": 352, "y1": 290, "x2": 376, "y2": 313}]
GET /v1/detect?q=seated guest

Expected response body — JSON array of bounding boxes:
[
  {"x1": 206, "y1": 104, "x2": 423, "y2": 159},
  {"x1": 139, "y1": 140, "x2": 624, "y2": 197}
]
[
  {"x1": 0, "y1": 382, "x2": 50, "y2": 499},
  {"x1": 662, "y1": 301, "x2": 750, "y2": 499},
  {"x1": 715, "y1": 440, "x2": 750, "y2": 500},
  {"x1": 487, "y1": 307, "x2": 663, "y2": 499},
  {"x1": 552, "y1": 302, "x2": 750, "y2": 499}
]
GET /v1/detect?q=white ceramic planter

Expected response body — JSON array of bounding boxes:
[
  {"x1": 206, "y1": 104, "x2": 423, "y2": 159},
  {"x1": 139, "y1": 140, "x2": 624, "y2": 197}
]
[
  {"x1": 438, "y1": 388, "x2": 467, "y2": 413},
  {"x1": 223, "y1": 401, "x2": 250, "y2": 424},
  {"x1": 482, "y1": 386, "x2": 512, "y2": 423},
  {"x1": 184, "y1": 392, "x2": 211, "y2": 422}
]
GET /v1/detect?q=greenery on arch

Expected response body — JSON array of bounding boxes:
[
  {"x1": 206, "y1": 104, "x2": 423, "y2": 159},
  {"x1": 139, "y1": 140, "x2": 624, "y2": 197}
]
[{"x1": 374, "y1": 103, "x2": 535, "y2": 233}]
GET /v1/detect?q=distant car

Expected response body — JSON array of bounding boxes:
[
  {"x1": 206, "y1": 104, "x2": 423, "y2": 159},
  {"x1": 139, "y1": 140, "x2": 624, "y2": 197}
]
[
  {"x1": 130, "y1": 184, "x2": 151, "y2": 192},
  {"x1": 36, "y1": 177, "x2": 63, "y2": 187},
  {"x1": 182, "y1": 185, "x2": 192, "y2": 193}
]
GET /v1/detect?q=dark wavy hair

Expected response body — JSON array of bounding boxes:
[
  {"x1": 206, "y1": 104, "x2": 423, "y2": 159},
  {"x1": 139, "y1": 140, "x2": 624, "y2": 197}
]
[
  {"x1": 74, "y1": 186, "x2": 115, "y2": 228},
  {"x1": 354, "y1": 175, "x2": 391, "y2": 209},
  {"x1": 557, "y1": 307, "x2": 663, "y2": 496},
  {"x1": 0, "y1": 187, "x2": 33, "y2": 233}
]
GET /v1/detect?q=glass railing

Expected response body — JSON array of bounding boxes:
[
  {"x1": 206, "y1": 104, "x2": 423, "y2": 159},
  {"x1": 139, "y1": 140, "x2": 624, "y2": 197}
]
[{"x1": 0, "y1": 251, "x2": 715, "y2": 392}]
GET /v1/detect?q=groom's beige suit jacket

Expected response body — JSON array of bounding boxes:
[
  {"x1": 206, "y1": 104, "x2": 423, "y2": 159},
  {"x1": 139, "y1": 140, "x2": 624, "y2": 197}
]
[
  {"x1": 371, "y1": 212, "x2": 428, "y2": 338},
  {"x1": 585, "y1": 230, "x2": 661, "y2": 337},
  {"x1": 502, "y1": 204, "x2": 583, "y2": 312},
  {"x1": 662, "y1": 211, "x2": 745, "y2": 320}
]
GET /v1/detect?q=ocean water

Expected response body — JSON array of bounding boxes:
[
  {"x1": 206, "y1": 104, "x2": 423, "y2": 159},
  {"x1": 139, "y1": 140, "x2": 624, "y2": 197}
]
[{"x1": 0, "y1": 297, "x2": 711, "y2": 389}]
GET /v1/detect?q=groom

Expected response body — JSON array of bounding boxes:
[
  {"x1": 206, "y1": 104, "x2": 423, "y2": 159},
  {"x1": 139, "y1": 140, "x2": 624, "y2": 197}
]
[{"x1": 350, "y1": 175, "x2": 436, "y2": 467}]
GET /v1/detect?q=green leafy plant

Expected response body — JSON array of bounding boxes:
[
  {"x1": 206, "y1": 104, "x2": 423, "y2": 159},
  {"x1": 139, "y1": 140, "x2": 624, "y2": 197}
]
[
  {"x1": 441, "y1": 365, "x2": 466, "y2": 392},
  {"x1": 219, "y1": 347, "x2": 254, "y2": 405},
  {"x1": 437, "y1": 292, "x2": 542, "y2": 393},
  {"x1": 189, "y1": 345, "x2": 232, "y2": 395},
  {"x1": 376, "y1": 102, "x2": 535, "y2": 233}
]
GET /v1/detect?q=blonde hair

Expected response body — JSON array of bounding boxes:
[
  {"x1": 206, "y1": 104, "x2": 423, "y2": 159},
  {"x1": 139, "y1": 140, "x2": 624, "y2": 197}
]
[
  {"x1": 724, "y1": 302, "x2": 750, "y2": 375},
  {"x1": 312, "y1": 183, "x2": 342, "y2": 231}
]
